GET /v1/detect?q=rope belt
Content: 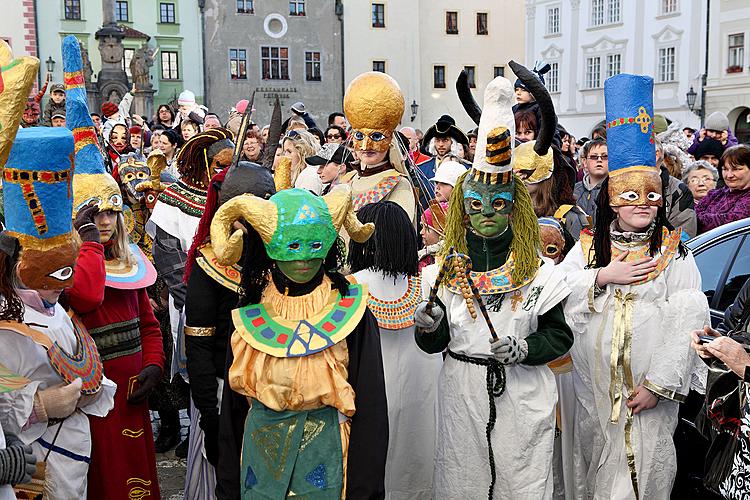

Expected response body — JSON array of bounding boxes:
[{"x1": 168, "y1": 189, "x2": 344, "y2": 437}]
[{"x1": 447, "y1": 350, "x2": 507, "y2": 500}]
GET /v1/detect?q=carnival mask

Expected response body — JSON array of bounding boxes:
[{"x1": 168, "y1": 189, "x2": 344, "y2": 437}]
[
  {"x1": 73, "y1": 173, "x2": 123, "y2": 216},
  {"x1": 110, "y1": 124, "x2": 129, "y2": 152},
  {"x1": 462, "y1": 176, "x2": 514, "y2": 238},
  {"x1": 351, "y1": 128, "x2": 393, "y2": 153},
  {"x1": 118, "y1": 154, "x2": 150, "y2": 202},
  {"x1": 344, "y1": 72, "x2": 404, "y2": 154},
  {"x1": 539, "y1": 218, "x2": 565, "y2": 264},
  {"x1": 17, "y1": 240, "x2": 77, "y2": 290},
  {"x1": 608, "y1": 166, "x2": 663, "y2": 207}
]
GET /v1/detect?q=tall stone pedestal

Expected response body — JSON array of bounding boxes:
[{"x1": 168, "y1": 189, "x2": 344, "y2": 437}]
[
  {"x1": 95, "y1": 23, "x2": 130, "y2": 106},
  {"x1": 132, "y1": 89, "x2": 156, "y2": 120}
]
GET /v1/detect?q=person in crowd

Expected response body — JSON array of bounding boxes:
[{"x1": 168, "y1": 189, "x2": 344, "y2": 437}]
[
  {"x1": 515, "y1": 108, "x2": 538, "y2": 143},
  {"x1": 349, "y1": 201, "x2": 442, "y2": 499},
  {"x1": 696, "y1": 145, "x2": 750, "y2": 233},
  {"x1": 574, "y1": 139, "x2": 608, "y2": 226},
  {"x1": 60, "y1": 39, "x2": 164, "y2": 498},
  {"x1": 281, "y1": 129, "x2": 322, "y2": 194},
  {"x1": 417, "y1": 114, "x2": 470, "y2": 199},
  {"x1": 687, "y1": 111, "x2": 738, "y2": 157},
  {"x1": 559, "y1": 73, "x2": 707, "y2": 500},
  {"x1": 289, "y1": 100, "x2": 317, "y2": 129},
  {"x1": 41, "y1": 82, "x2": 66, "y2": 126},
  {"x1": 654, "y1": 138, "x2": 698, "y2": 238},
  {"x1": 418, "y1": 201, "x2": 448, "y2": 270},
  {"x1": 400, "y1": 126, "x2": 431, "y2": 164},
  {"x1": 693, "y1": 137, "x2": 725, "y2": 170},
  {"x1": 591, "y1": 125, "x2": 607, "y2": 141},
  {"x1": 180, "y1": 119, "x2": 200, "y2": 142},
  {"x1": 209, "y1": 185, "x2": 387, "y2": 498},
  {"x1": 430, "y1": 159, "x2": 466, "y2": 203},
  {"x1": 105, "y1": 123, "x2": 135, "y2": 174},
  {"x1": 306, "y1": 142, "x2": 352, "y2": 195},
  {"x1": 158, "y1": 129, "x2": 181, "y2": 179},
  {"x1": 152, "y1": 104, "x2": 176, "y2": 129},
  {"x1": 308, "y1": 127, "x2": 325, "y2": 146},
  {"x1": 414, "y1": 73, "x2": 572, "y2": 499},
  {"x1": 466, "y1": 128, "x2": 478, "y2": 162},
  {"x1": 241, "y1": 129, "x2": 263, "y2": 162},
  {"x1": 286, "y1": 115, "x2": 307, "y2": 133},
  {"x1": 324, "y1": 124, "x2": 347, "y2": 144},
  {"x1": 175, "y1": 90, "x2": 206, "y2": 129},
  {"x1": 129, "y1": 125, "x2": 145, "y2": 152},
  {"x1": 20, "y1": 99, "x2": 41, "y2": 128},
  {"x1": 328, "y1": 111, "x2": 348, "y2": 129},
  {"x1": 101, "y1": 85, "x2": 135, "y2": 141},
  {"x1": 50, "y1": 111, "x2": 66, "y2": 127},
  {"x1": 259, "y1": 124, "x2": 270, "y2": 145},
  {"x1": 683, "y1": 127, "x2": 696, "y2": 142},
  {"x1": 345, "y1": 72, "x2": 417, "y2": 223},
  {"x1": 203, "y1": 113, "x2": 222, "y2": 130},
  {"x1": 683, "y1": 160, "x2": 719, "y2": 203},
  {"x1": 0, "y1": 126, "x2": 115, "y2": 498}
]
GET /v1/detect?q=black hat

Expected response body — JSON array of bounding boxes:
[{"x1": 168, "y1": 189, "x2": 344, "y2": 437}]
[
  {"x1": 306, "y1": 143, "x2": 353, "y2": 166},
  {"x1": 693, "y1": 137, "x2": 725, "y2": 160},
  {"x1": 421, "y1": 115, "x2": 469, "y2": 152}
]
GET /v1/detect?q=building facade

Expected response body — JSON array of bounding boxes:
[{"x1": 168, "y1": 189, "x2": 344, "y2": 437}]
[
  {"x1": 343, "y1": 0, "x2": 525, "y2": 133},
  {"x1": 526, "y1": 0, "x2": 704, "y2": 139},
  {"x1": 704, "y1": 0, "x2": 750, "y2": 144},
  {"x1": 0, "y1": 0, "x2": 42, "y2": 92},
  {"x1": 34, "y1": 0, "x2": 204, "y2": 111},
  {"x1": 203, "y1": 0, "x2": 343, "y2": 126}
]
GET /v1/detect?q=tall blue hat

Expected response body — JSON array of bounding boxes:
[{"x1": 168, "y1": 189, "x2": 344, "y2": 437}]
[
  {"x1": 603, "y1": 74, "x2": 662, "y2": 207},
  {"x1": 3, "y1": 127, "x2": 75, "y2": 249},
  {"x1": 63, "y1": 35, "x2": 122, "y2": 215}
]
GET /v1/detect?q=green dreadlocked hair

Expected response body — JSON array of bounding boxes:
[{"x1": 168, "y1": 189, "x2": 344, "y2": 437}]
[{"x1": 440, "y1": 172, "x2": 541, "y2": 284}]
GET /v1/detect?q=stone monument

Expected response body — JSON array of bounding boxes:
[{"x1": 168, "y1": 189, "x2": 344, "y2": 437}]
[
  {"x1": 129, "y1": 42, "x2": 157, "y2": 118},
  {"x1": 95, "y1": 0, "x2": 129, "y2": 110}
]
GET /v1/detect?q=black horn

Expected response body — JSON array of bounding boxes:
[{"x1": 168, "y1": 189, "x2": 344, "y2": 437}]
[
  {"x1": 456, "y1": 70, "x2": 482, "y2": 126},
  {"x1": 262, "y1": 96, "x2": 282, "y2": 169},
  {"x1": 508, "y1": 60, "x2": 556, "y2": 157}
]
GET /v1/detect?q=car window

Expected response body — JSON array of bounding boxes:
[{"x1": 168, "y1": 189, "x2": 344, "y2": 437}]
[
  {"x1": 693, "y1": 235, "x2": 741, "y2": 307},
  {"x1": 718, "y1": 235, "x2": 750, "y2": 311}
]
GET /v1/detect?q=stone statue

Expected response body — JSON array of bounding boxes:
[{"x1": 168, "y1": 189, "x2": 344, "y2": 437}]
[
  {"x1": 80, "y1": 42, "x2": 94, "y2": 84},
  {"x1": 130, "y1": 43, "x2": 156, "y2": 91}
]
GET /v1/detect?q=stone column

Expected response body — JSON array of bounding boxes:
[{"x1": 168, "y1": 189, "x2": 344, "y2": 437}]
[
  {"x1": 567, "y1": 0, "x2": 581, "y2": 113},
  {"x1": 102, "y1": 0, "x2": 116, "y2": 26},
  {"x1": 132, "y1": 89, "x2": 156, "y2": 119}
]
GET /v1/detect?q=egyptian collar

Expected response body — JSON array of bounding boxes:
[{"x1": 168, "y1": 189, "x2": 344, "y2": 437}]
[
  {"x1": 444, "y1": 252, "x2": 538, "y2": 296},
  {"x1": 104, "y1": 243, "x2": 157, "y2": 290},
  {"x1": 367, "y1": 274, "x2": 422, "y2": 330},
  {"x1": 352, "y1": 174, "x2": 401, "y2": 211},
  {"x1": 195, "y1": 243, "x2": 242, "y2": 293}
]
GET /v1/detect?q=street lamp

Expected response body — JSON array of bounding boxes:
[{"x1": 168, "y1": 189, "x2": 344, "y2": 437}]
[
  {"x1": 686, "y1": 86, "x2": 698, "y2": 113},
  {"x1": 410, "y1": 100, "x2": 419, "y2": 122},
  {"x1": 45, "y1": 56, "x2": 56, "y2": 73}
]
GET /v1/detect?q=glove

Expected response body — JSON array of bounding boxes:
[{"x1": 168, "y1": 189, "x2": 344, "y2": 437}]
[
  {"x1": 0, "y1": 436, "x2": 36, "y2": 486},
  {"x1": 199, "y1": 413, "x2": 220, "y2": 466},
  {"x1": 127, "y1": 365, "x2": 162, "y2": 404},
  {"x1": 490, "y1": 336, "x2": 528, "y2": 365},
  {"x1": 73, "y1": 203, "x2": 100, "y2": 243},
  {"x1": 34, "y1": 378, "x2": 83, "y2": 421},
  {"x1": 414, "y1": 301, "x2": 445, "y2": 333}
]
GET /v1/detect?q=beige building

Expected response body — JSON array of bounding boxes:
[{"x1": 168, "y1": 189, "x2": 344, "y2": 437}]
[
  {"x1": 343, "y1": 1, "x2": 526, "y2": 132},
  {"x1": 704, "y1": 0, "x2": 750, "y2": 144}
]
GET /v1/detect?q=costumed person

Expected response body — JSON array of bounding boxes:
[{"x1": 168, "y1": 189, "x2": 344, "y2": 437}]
[
  {"x1": 345, "y1": 72, "x2": 417, "y2": 223},
  {"x1": 60, "y1": 35, "x2": 164, "y2": 500},
  {"x1": 413, "y1": 73, "x2": 573, "y2": 499},
  {"x1": 509, "y1": 61, "x2": 588, "y2": 254},
  {"x1": 182, "y1": 160, "x2": 276, "y2": 498},
  {"x1": 209, "y1": 185, "x2": 388, "y2": 499},
  {"x1": 416, "y1": 115, "x2": 471, "y2": 200},
  {"x1": 0, "y1": 126, "x2": 115, "y2": 498},
  {"x1": 146, "y1": 127, "x2": 235, "y2": 496},
  {"x1": 558, "y1": 74, "x2": 709, "y2": 500},
  {"x1": 0, "y1": 362, "x2": 36, "y2": 500},
  {"x1": 348, "y1": 201, "x2": 442, "y2": 500},
  {"x1": 418, "y1": 200, "x2": 448, "y2": 271}
]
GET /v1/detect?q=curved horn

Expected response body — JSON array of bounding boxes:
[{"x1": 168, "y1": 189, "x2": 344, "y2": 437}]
[
  {"x1": 456, "y1": 70, "x2": 482, "y2": 126},
  {"x1": 210, "y1": 194, "x2": 278, "y2": 266},
  {"x1": 322, "y1": 185, "x2": 375, "y2": 243},
  {"x1": 137, "y1": 149, "x2": 168, "y2": 193},
  {"x1": 508, "y1": 60, "x2": 556, "y2": 156},
  {"x1": 263, "y1": 96, "x2": 283, "y2": 168}
]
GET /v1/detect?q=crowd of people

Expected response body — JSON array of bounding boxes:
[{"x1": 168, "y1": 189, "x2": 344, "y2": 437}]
[{"x1": 1, "y1": 35, "x2": 750, "y2": 500}]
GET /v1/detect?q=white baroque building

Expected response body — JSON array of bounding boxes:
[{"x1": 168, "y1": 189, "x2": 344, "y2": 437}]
[
  {"x1": 343, "y1": 0, "x2": 525, "y2": 132},
  {"x1": 525, "y1": 0, "x2": 704, "y2": 139}
]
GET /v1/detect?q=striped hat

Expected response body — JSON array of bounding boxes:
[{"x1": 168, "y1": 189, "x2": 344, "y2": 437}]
[{"x1": 468, "y1": 76, "x2": 515, "y2": 185}]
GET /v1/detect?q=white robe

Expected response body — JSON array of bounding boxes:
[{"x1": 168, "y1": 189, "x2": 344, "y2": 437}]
[
  {"x1": 559, "y1": 241, "x2": 709, "y2": 500},
  {"x1": 421, "y1": 259, "x2": 570, "y2": 500},
  {"x1": 352, "y1": 269, "x2": 442, "y2": 500},
  {"x1": 0, "y1": 303, "x2": 115, "y2": 499}
]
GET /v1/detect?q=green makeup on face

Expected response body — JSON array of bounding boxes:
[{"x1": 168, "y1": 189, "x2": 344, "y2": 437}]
[
  {"x1": 277, "y1": 259, "x2": 324, "y2": 284},
  {"x1": 462, "y1": 177, "x2": 514, "y2": 237}
]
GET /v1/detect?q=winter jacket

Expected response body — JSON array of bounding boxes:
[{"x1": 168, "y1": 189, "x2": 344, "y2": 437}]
[
  {"x1": 686, "y1": 128, "x2": 739, "y2": 156},
  {"x1": 573, "y1": 175, "x2": 603, "y2": 226},
  {"x1": 696, "y1": 186, "x2": 750, "y2": 234},
  {"x1": 41, "y1": 99, "x2": 65, "y2": 126},
  {"x1": 663, "y1": 168, "x2": 697, "y2": 238}
]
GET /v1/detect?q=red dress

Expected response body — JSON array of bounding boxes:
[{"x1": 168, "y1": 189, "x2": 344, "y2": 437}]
[{"x1": 67, "y1": 242, "x2": 165, "y2": 500}]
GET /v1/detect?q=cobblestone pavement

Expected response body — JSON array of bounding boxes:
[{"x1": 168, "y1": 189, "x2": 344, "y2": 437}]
[{"x1": 153, "y1": 410, "x2": 189, "y2": 499}]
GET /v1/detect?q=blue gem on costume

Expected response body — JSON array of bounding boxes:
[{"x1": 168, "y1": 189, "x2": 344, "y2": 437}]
[
  {"x1": 330, "y1": 309, "x2": 345, "y2": 322},
  {"x1": 246, "y1": 308, "x2": 260, "y2": 318},
  {"x1": 491, "y1": 275, "x2": 510, "y2": 287},
  {"x1": 347, "y1": 287, "x2": 359, "y2": 296},
  {"x1": 305, "y1": 464, "x2": 327, "y2": 490},
  {"x1": 244, "y1": 465, "x2": 257, "y2": 490},
  {"x1": 260, "y1": 328, "x2": 275, "y2": 339},
  {"x1": 292, "y1": 203, "x2": 320, "y2": 224}
]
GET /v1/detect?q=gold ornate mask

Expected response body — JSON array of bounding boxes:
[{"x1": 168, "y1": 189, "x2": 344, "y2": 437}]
[
  {"x1": 608, "y1": 166, "x2": 663, "y2": 207},
  {"x1": 351, "y1": 128, "x2": 393, "y2": 153},
  {"x1": 344, "y1": 72, "x2": 404, "y2": 152},
  {"x1": 511, "y1": 141, "x2": 553, "y2": 185}
]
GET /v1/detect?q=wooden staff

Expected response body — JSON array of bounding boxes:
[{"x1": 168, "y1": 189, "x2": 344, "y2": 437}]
[{"x1": 424, "y1": 246, "x2": 453, "y2": 315}]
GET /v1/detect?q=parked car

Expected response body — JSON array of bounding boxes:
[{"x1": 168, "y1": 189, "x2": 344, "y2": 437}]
[{"x1": 673, "y1": 217, "x2": 750, "y2": 499}]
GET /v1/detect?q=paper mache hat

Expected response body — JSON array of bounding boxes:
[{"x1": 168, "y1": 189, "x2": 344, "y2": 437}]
[
  {"x1": 0, "y1": 40, "x2": 40, "y2": 166},
  {"x1": 63, "y1": 35, "x2": 123, "y2": 215}
]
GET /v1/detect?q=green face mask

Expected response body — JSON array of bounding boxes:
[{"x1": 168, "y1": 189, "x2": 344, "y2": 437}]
[
  {"x1": 266, "y1": 189, "x2": 337, "y2": 262},
  {"x1": 463, "y1": 177, "x2": 514, "y2": 238},
  {"x1": 276, "y1": 259, "x2": 324, "y2": 284}
]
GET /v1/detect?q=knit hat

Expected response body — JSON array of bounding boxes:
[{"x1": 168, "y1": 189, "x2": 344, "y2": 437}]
[
  {"x1": 178, "y1": 90, "x2": 196, "y2": 106},
  {"x1": 129, "y1": 125, "x2": 142, "y2": 136},
  {"x1": 693, "y1": 137, "x2": 725, "y2": 160},
  {"x1": 514, "y1": 60, "x2": 550, "y2": 91},
  {"x1": 291, "y1": 101, "x2": 306, "y2": 115},
  {"x1": 51, "y1": 111, "x2": 66, "y2": 120},
  {"x1": 652, "y1": 114, "x2": 669, "y2": 135},
  {"x1": 50, "y1": 82, "x2": 65, "y2": 94},
  {"x1": 430, "y1": 160, "x2": 467, "y2": 187},
  {"x1": 101, "y1": 101, "x2": 118, "y2": 118},
  {"x1": 705, "y1": 111, "x2": 729, "y2": 132},
  {"x1": 235, "y1": 99, "x2": 249, "y2": 114}
]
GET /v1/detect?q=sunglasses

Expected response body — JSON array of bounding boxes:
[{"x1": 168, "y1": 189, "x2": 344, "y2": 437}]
[
  {"x1": 587, "y1": 154, "x2": 608, "y2": 161},
  {"x1": 285, "y1": 130, "x2": 304, "y2": 139},
  {"x1": 326, "y1": 134, "x2": 341, "y2": 139}
]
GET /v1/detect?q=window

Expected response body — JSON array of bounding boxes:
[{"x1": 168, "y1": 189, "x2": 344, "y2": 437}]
[
  {"x1": 586, "y1": 56, "x2": 601, "y2": 88},
  {"x1": 372, "y1": 60, "x2": 385, "y2": 73},
  {"x1": 476, "y1": 13, "x2": 488, "y2": 35},
  {"x1": 547, "y1": 6, "x2": 560, "y2": 35},
  {"x1": 446, "y1": 11, "x2": 458, "y2": 35},
  {"x1": 660, "y1": 0, "x2": 678, "y2": 15},
  {"x1": 729, "y1": 33, "x2": 745, "y2": 70},
  {"x1": 229, "y1": 49, "x2": 247, "y2": 80},
  {"x1": 606, "y1": 53, "x2": 621, "y2": 78},
  {"x1": 658, "y1": 46, "x2": 675, "y2": 82},
  {"x1": 115, "y1": 1, "x2": 128, "y2": 22},
  {"x1": 159, "y1": 3, "x2": 176, "y2": 23},
  {"x1": 464, "y1": 66, "x2": 476, "y2": 88},
  {"x1": 694, "y1": 236, "x2": 742, "y2": 307},
  {"x1": 122, "y1": 47, "x2": 135, "y2": 77},
  {"x1": 494, "y1": 66, "x2": 505, "y2": 77},
  {"x1": 237, "y1": 0, "x2": 254, "y2": 14},
  {"x1": 591, "y1": 0, "x2": 604, "y2": 26},
  {"x1": 261, "y1": 46, "x2": 289, "y2": 80},
  {"x1": 289, "y1": 0, "x2": 305, "y2": 16},
  {"x1": 434, "y1": 65, "x2": 446, "y2": 89},
  {"x1": 305, "y1": 51, "x2": 321, "y2": 82},
  {"x1": 64, "y1": 0, "x2": 81, "y2": 20},
  {"x1": 591, "y1": 0, "x2": 619, "y2": 26},
  {"x1": 607, "y1": 0, "x2": 620, "y2": 23},
  {"x1": 161, "y1": 51, "x2": 179, "y2": 80},
  {"x1": 548, "y1": 61, "x2": 559, "y2": 92},
  {"x1": 372, "y1": 3, "x2": 385, "y2": 28},
  {"x1": 717, "y1": 236, "x2": 750, "y2": 311}
]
